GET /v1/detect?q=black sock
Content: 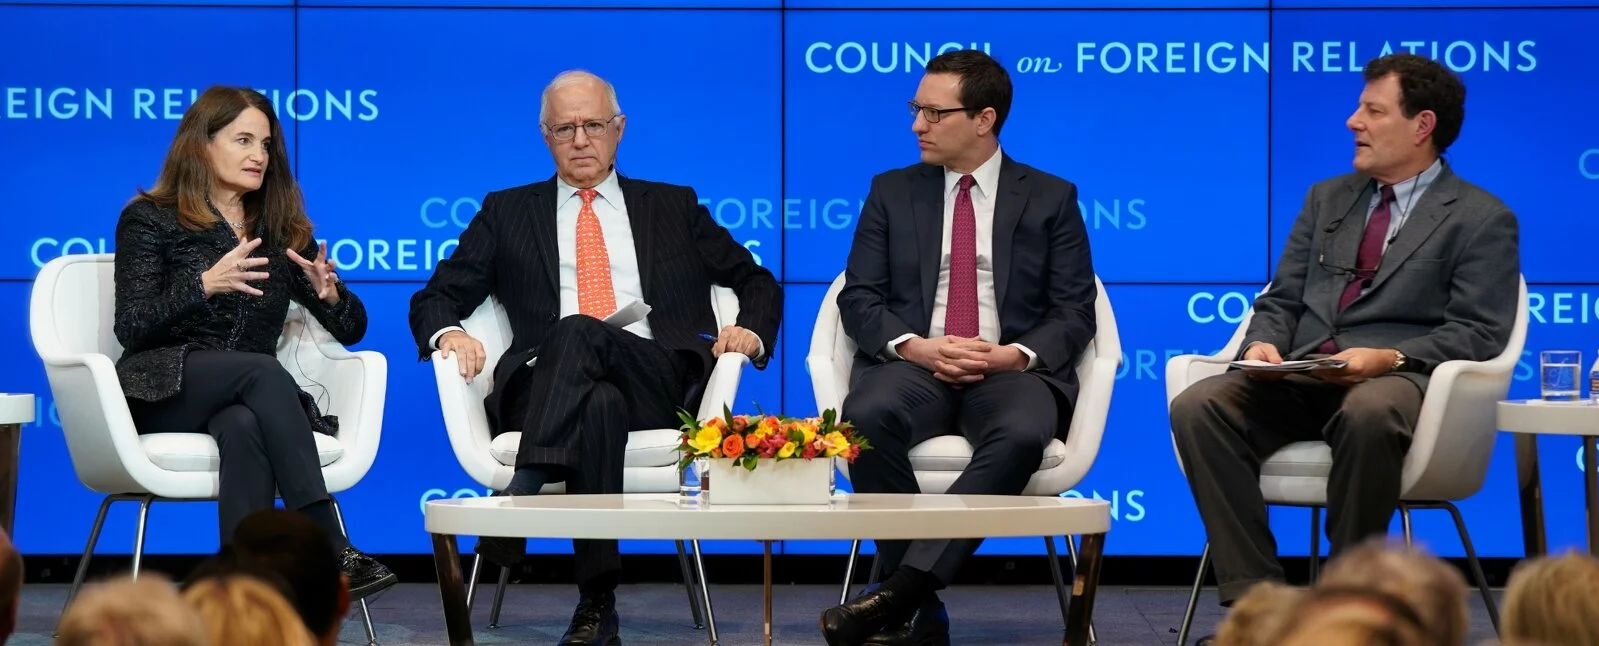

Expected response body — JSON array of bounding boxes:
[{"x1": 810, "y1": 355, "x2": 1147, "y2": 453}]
[
  {"x1": 298, "y1": 500, "x2": 352, "y2": 552},
  {"x1": 879, "y1": 566, "x2": 938, "y2": 611},
  {"x1": 579, "y1": 571, "x2": 620, "y2": 600},
  {"x1": 504, "y1": 467, "x2": 549, "y2": 496}
]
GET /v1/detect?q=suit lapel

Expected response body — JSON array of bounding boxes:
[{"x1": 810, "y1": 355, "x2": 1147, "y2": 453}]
[
  {"x1": 529, "y1": 180, "x2": 560, "y2": 293},
  {"x1": 1366, "y1": 168, "x2": 1457, "y2": 293},
  {"x1": 1317, "y1": 178, "x2": 1374, "y2": 317},
  {"x1": 619, "y1": 176, "x2": 654, "y2": 297},
  {"x1": 992, "y1": 156, "x2": 1027, "y2": 309},
  {"x1": 913, "y1": 166, "x2": 944, "y2": 327}
]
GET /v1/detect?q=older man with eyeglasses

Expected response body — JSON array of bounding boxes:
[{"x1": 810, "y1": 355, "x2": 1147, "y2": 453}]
[{"x1": 408, "y1": 69, "x2": 781, "y2": 645}]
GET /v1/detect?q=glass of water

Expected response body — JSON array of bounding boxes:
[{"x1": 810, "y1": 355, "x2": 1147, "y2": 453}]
[
  {"x1": 678, "y1": 456, "x2": 708, "y2": 501},
  {"x1": 1540, "y1": 350, "x2": 1582, "y2": 401}
]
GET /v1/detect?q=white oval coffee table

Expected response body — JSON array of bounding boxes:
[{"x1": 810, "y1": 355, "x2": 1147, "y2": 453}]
[
  {"x1": 425, "y1": 492, "x2": 1111, "y2": 646},
  {"x1": 1498, "y1": 399, "x2": 1599, "y2": 557}
]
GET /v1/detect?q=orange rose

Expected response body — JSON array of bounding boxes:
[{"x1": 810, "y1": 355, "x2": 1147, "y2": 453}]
[
  {"x1": 721, "y1": 433, "x2": 745, "y2": 459},
  {"x1": 731, "y1": 415, "x2": 750, "y2": 432},
  {"x1": 704, "y1": 416, "x2": 727, "y2": 431}
]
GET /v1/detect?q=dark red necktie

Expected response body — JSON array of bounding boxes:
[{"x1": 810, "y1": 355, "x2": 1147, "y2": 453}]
[
  {"x1": 1319, "y1": 184, "x2": 1396, "y2": 354},
  {"x1": 944, "y1": 174, "x2": 979, "y2": 338}
]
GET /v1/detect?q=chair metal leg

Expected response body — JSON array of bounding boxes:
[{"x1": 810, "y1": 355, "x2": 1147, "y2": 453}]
[
  {"x1": 1428, "y1": 501, "x2": 1501, "y2": 634},
  {"x1": 130, "y1": 495, "x2": 152, "y2": 578},
  {"x1": 676, "y1": 540, "x2": 706, "y2": 629},
  {"x1": 465, "y1": 553, "x2": 484, "y2": 613},
  {"x1": 1176, "y1": 543, "x2": 1211, "y2": 646},
  {"x1": 1309, "y1": 506, "x2": 1322, "y2": 583},
  {"x1": 488, "y1": 566, "x2": 510, "y2": 628},
  {"x1": 691, "y1": 540, "x2": 720, "y2": 645},
  {"x1": 840, "y1": 539, "x2": 861, "y2": 604},
  {"x1": 1400, "y1": 505, "x2": 1415, "y2": 548},
  {"x1": 1044, "y1": 537, "x2": 1071, "y2": 632},
  {"x1": 1063, "y1": 536, "x2": 1097, "y2": 644},
  {"x1": 330, "y1": 496, "x2": 380, "y2": 646},
  {"x1": 56, "y1": 495, "x2": 117, "y2": 635}
]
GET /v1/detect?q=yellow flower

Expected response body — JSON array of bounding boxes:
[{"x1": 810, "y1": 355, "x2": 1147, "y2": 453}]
[
  {"x1": 778, "y1": 442, "x2": 797, "y2": 458},
  {"x1": 795, "y1": 421, "x2": 817, "y2": 446},
  {"x1": 688, "y1": 427, "x2": 722, "y2": 455},
  {"x1": 823, "y1": 431, "x2": 849, "y2": 457}
]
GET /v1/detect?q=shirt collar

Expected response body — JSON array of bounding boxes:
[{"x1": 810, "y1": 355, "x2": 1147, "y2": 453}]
[
  {"x1": 556, "y1": 169, "x2": 622, "y2": 209},
  {"x1": 944, "y1": 146, "x2": 1003, "y2": 199},
  {"x1": 1379, "y1": 158, "x2": 1442, "y2": 216}
]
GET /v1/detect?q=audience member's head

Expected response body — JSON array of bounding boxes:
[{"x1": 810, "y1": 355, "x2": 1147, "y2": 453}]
[
  {"x1": 1312, "y1": 540, "x2": 1469, "y2": 646},
  {"x1": 186, "y1": 508, "x2": 349, "y2": 646},
  {"x1": 0, "y1": 527, "x2": 22, "y2": 640},
  {"x1": 55, "y1": 574, "x2": 209, "y2": 646},
  {"x1": 1501, "y1": 551, "x2": 1599, "y2": 646},
  {"x1": 182, "y1": 573, "x2": 319, "y2": 646},
  {"x1": 1215, "y1": 580, "x2": 1304, "y2": 646},
  {"x1": 1276, "y1": 590, "x2": 1429, "y2": 646}
]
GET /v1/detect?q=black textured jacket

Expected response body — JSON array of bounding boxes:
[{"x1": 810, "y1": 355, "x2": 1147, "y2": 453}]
[{"x1": 112, "y1": 199, "x2": 367, "y2": 435}]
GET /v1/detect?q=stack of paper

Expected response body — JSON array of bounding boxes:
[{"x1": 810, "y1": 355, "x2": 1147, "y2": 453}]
[{"x1": 1229, "y1": 358, "x2": 1348, "y2": 372}]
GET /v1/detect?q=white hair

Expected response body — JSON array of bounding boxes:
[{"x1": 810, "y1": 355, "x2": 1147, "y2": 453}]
[{"x1": 539, "y1": 70, "x2": 622, "y2": 127}]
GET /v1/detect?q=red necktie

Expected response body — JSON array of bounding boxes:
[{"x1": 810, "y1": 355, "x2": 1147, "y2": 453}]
[
  {"x1": 1319, "y1": 184, "x2": 1396, "y2": 354},
  {"x1": 575, "y1": 189, "x2": 616, "y2": 319},
  {"x1": 944, "y1": 175, "x2": 978, "y2": 339}
]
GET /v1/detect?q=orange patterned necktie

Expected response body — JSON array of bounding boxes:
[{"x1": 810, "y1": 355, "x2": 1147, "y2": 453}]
[{"x1": 575, "y1": 188, "x2": 617, "y2": 318}]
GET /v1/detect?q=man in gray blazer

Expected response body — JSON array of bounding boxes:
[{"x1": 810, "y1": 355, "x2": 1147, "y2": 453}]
[{"x1": 1170, "y1": 52, "x2": 1520, "y2": 638}]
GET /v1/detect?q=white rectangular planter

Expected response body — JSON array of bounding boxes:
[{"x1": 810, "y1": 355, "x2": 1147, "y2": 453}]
[{"x1": 706, "y1": 456, "x2": 833, "y2": 505}]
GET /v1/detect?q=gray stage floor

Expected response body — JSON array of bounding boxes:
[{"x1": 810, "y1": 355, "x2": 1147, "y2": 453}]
[{"x1": 6, "y1": 582, "x2": 1505, "y2": 645}]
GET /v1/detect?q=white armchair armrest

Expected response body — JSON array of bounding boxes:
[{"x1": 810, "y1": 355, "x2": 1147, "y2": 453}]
[
  {"x1": 695, "y1": 352, "x2": 750, "y2": 421},
  {"x1": 40, "y1": 352, "x2": 165, "y2": 496}
]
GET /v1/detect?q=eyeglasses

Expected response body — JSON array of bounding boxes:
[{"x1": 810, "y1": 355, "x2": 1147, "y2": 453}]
[
  {"x1": 544, "y1": 114, "x2": 621, "y2": 142},
  {"x1": 908, "y1": 101, "x2": 969, "y2": 124}
]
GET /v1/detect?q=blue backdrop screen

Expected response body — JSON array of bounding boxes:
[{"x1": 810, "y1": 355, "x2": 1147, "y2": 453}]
[{"x1": 2, "y1": 0, "x2": 1597, "y2": 559}]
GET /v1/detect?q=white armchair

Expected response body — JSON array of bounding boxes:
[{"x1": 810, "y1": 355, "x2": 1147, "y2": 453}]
[
  {"x1": 29, "y1": 253, "x2": 387, "y2": 644},
  {"x1": 806, "y1": 270, "x2": 1120, "y2": 635},
  {"x1": 431, "y1": 287, "x2": 747, "y2": 637},
  {"x1": 1165, "y1": 278, "x2": 1527, "y2": 644}
]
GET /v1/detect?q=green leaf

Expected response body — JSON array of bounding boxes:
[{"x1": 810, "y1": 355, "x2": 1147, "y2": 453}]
[
  {"x1": 787, "y1": 429, "x2": 804, "y2": 444},
  {"x1": 743, "y1": 456, "x2": 758, "y2": 471}
]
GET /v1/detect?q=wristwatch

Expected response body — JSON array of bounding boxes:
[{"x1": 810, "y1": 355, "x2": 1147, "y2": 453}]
[{"x1": 1391, "y1": 349, "x2": 1407, "y2": 372}]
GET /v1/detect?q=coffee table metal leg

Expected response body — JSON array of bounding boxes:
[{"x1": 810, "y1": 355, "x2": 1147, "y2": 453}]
[
  {"x1": 763, "y1": 540, "x2": 773, "y2": 646},
  {"x1": 1064, "y1": 532, "x2": 1104, "y2": 646},
  {"x1": 0, "y1": 423, "x2": 20, "y2": 535},
  {"x1": 1586, "y1": 436, "x2": 1598, "y2": 555},
  {"x1": 431, "y1": 533, "x2": 475, "y2": 646},
  {"x1": 1516, "y1": 432, "x2": 1548, "y2": 558}
]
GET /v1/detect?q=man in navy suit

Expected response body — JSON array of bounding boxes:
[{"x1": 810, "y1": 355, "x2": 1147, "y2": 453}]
[{"x1": 819, "y1": 50, "x2": 1099, "y2": 646}]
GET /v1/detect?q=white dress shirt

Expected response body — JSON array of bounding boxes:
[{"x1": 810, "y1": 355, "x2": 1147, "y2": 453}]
[
  {"x1": 885, "y1": 146, "x2": 1039, "y2": 370},
  {"x1": 431, "y1": 170, "x2": 764, "y2": 359}
]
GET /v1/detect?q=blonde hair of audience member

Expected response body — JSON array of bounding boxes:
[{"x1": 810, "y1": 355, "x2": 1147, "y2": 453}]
[
  {"x1": 55, "y1": 574, "x2": 209, "y2": 646},
  {"x1": 182, "y1": 574, "x2": 318, "y2": 646},
  {"x1": 1277, "y1": 595, "x2": 1430, "y2": 646},
  {"x1": 1314, "y1": 539, "x2": 1470, "y2": 646},
  {"x1": 1501, "y1": 551, "x2": 1599, "y2": 646},
  {"x1": 1214, "y1": 580, "x2": 1304, "y2": 646}
]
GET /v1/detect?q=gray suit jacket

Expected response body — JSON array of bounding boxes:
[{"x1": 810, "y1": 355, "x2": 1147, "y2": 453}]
[{"x1": 1242, "y1": 161, "x2": 1521, "y2": 392}]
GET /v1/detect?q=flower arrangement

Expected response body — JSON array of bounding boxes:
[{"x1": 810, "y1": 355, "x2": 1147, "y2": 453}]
[{"x1": 675, "y1": 406, "x2": 871, "y2": 472}]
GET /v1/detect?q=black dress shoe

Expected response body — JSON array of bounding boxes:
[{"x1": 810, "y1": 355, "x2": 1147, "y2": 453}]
[
  {"x1": 558, "y1": 591, "x2": 620, "y2": 645},
  {"x1": 864, "y1": 598, "x2": 950, "y2": 646},
  {"x1": 339, "y1": 547, "x2": 398, "y2": 600},
  {"x1": 820, "y1": 586, "x2": 920, "y2": 646}
]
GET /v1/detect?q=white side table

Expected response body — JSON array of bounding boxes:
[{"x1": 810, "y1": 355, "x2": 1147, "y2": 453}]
[{"x1": 1497, "y1": 399, "x2": 1599, "y2": 556}]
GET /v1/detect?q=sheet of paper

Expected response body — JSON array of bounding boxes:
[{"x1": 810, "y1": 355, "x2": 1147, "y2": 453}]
[
  {"x1": 527, "y1": 301, "x2": 653, "y2": 366},
  {"x1": 1229, "y1": 358, "x2": 1348, "y2": 372}
]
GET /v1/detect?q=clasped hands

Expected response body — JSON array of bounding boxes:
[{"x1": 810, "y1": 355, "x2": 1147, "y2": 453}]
[
  {"x1": 897, "y1": 335, "x2": 1028, "y2": 385},
  {"x1": 1242, "y1": 342, "x2": 1398, "y2": 385},
  {"x1": 201, "y1": 237, "x2": 341, "y2": 305}
]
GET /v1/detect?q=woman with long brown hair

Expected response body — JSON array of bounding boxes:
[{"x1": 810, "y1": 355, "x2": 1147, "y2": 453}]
[{"x1": 112, "y1": 85, "x2": 394, "y2": 599}]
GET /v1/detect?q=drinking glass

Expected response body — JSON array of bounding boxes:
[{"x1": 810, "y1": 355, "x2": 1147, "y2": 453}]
[{"x1": 1540, "y1": 350, "x2": 1582, "y2": 401}]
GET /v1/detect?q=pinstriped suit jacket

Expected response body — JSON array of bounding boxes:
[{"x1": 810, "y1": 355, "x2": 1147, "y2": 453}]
[{"x1": 409, "y1": 173, "x2": 782, "y2": 434}]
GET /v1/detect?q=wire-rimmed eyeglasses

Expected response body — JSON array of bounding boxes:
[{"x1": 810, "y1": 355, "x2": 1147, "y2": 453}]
[
  {"x1": 908, "y1": 101, "x2": 968, "y2": 124},
  {"x1": 544, "y1": 114, "x2": 621, "y2": 141}
]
